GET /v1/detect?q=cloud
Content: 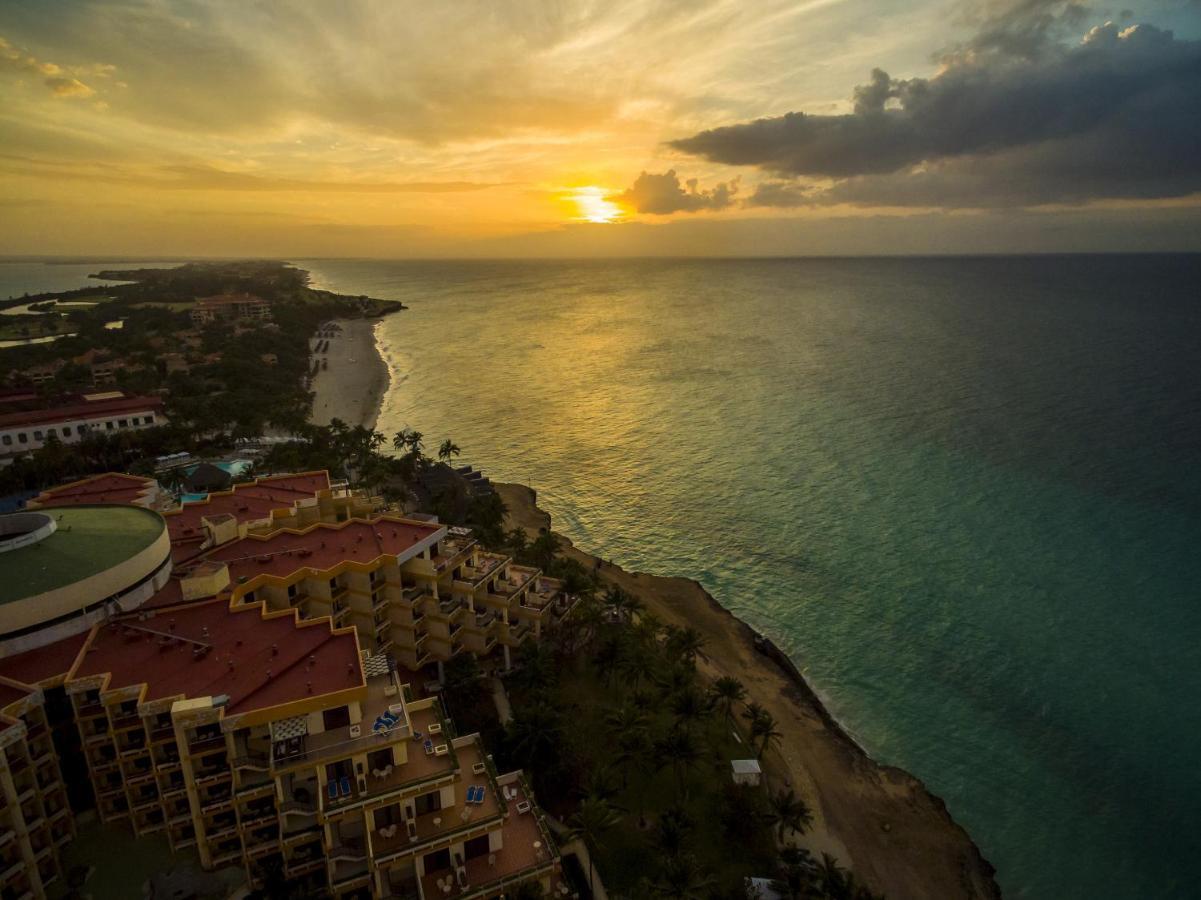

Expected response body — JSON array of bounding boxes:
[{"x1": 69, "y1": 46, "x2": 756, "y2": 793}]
[
  {"x1": 0, "y1": 156, "x2": 498, "y2": 194},
  {"x1": 744, "y1": 181, "x2": 814, "y2": 208},
  {"x1": 669, "y1": 11, "x2": 1201, "y2": 207},
  {"x1": 0, "y1": 35, "x2": 106, "y2": 99},
  {"x1": 44, "y1": 76, "x2": 94, "y2": 98},
  {"x1": 615, "y1": 169, "x2": 739, "y2": 214}
]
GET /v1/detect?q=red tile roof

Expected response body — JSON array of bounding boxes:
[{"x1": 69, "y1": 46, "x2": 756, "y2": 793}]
[
  {"x1": 204, "y1": 516, "x2": 441, "y2": 582},
  {"x1": 0, "y1": 682, "x2": 32, "y2": 713},
  {"x1": 0, "y1": 394, "x2": 163, "y2": 430},
  {"x1": 73, "y1": 599, "x2": 362, "y2": 716},
  {"x1": 29, "y1": 472, "x2": 157, "y2": 508},
  {"x1": 0, "y1": 631, "x2": 89, "y2": 686},
  {"x1": 163, "y1": 471, "x2": 332, "y2": 550}
]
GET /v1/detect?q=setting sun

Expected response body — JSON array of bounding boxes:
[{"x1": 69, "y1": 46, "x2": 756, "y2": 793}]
[{"x1": 569, "y1": 186, "x2": 622, "y2": 223}]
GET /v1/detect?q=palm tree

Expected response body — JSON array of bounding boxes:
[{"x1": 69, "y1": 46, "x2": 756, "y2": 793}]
[
  {"x1": 506, "y1": 527, "x2": 529, "y2": 559},
  {"x1": 768, "y1": 788, "x2": 814, "y2": 843},
  {"x1": 773, "y1": 844, "x2": 818, "y2": 900},
  {"x1": 669, "y1": 685, "x2": 711, "y2": 734},
  {"x1": 577, "y1": 763, "x2": 622, "y2": 804},
  {"x1": 650, "y1": 854, "x2": 715, "y2": 899},
  {"x1": 437, "y1": 438, "x2": 461, "y2": 466},
  {"x1": 392, "y1": 427, "x2": 424, "y2": 456},
  {"x1": 506, "y1": 703, "x2": 563, "y2": 770},
  {"x1": 747, "y1": 707, "x2": 783, "y2": 757},
  {"x1": 603, "y1": 585, "x2": 642, "y2": 624},
  {"x1": 530, "y1": 529, "x2": 561, "y2": 570},
  {"x1": 656, "y1": 727, "x2": 701, "y2": 798},
  {"x1": 709, "y1": 676, "x2": 746, "y2": 724},
  {"x1": 616, "y1": 643, "x2": 657, "y2": 690},
  {"x1": 652, "y1": 805, "x2": 694, "y2": 858},
  {"x1": 568, "y1": 795, "x2": 621, "y2": 895},
  {"x1": 666, "y1": 626, "x2": 705, "y2": 667}
]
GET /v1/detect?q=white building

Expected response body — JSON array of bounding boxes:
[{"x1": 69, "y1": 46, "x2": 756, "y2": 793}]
[{"x1": 0, "y1": 391, "x2": 166, "y2": 463}]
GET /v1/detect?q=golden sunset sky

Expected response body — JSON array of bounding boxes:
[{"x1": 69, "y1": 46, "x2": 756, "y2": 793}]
[{"x1": 1, "y1": 0, "x2": 1199, "y2": 256}]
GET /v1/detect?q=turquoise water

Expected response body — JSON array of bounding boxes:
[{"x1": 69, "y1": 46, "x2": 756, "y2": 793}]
[{"x1": 300, "y1": 256, "x2": 1201, "y2": 900}]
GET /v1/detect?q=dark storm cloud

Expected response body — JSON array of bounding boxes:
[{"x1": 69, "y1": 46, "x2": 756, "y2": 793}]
[
  {"x1": 615, "y1": 169, "x2": 738, "y2": 214},
  {"x1": 668, "y1": 13, "x2": 1201, "y2": 207}
]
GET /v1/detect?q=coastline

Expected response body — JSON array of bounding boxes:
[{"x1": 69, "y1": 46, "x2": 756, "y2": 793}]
[
  {"x1": 497, "y1": 481, "x2": 1001, "y2": 900},
  {"x1": 334, "y1": 305, "x2": 1001, "y2": 900},
  {"x1": 307, "y1": 317, "x2": 389, "y2": 431}
]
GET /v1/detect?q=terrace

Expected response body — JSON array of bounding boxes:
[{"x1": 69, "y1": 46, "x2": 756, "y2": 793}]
[
  {"x1": 522, "y1": 575, "x2": 574, "y2": 615},
  {"x1": 418, "y1": 779, "x2": 559, "y2": 899},
  {"x1": 371, "y1": 742, "x2": 501, "y2": 861},
  {"x1": 431, "y1": 535, "x2": 476, "y2": 575},
  {"x1": 455, "y1": 552, "x2": 510, "y2": 590},
  {"x1": 349, "y1": 706, "x2": 458, "y2": 810},
  {"x1": 271, "y1": 660, "x2": 406, "y2": 771},
  {"x1": 490, "y1": 565, "x2": 538, "y2": 602}
]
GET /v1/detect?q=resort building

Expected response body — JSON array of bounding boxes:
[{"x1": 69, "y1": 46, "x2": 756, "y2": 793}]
[
  {"x1": 0, "y1": 477, "x2": 578, "y2": 898},
  {"x1": 189, "y1": 294, "x2": 272, "y2": 327},
  {"x1": 0, "y1": 392, "x2": 166, "y2": 464}
]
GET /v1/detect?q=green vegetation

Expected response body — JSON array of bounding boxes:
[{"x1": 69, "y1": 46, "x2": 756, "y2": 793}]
[
  {"x1": 472, "y1": 566, "x2": 885, "y2": 899},
  {"x1": 0, "y1": 261, "x2": 404, "y2": 439}
]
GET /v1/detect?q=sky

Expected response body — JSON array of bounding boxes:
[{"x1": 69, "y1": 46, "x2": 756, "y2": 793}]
[{"x1": 1, "y1": 0, "x2": 1199, "y2": 257}]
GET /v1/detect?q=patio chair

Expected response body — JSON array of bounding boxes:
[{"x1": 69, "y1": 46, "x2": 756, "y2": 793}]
[
  {"x1": 327, "y1": 781, "x2": 338, "y2": 802},
  {"x1": 340, "y1": 775, "x2": 352, "y2": 797}
]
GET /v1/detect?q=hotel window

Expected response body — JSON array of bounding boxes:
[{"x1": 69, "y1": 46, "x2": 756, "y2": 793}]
[
  {"x1": 1, "y1": 435, "x2": 9, "y2": 446},
  {"x1": 33, "y1": 430, "x2": 43, "y2": 441},
  {"x1": 322, "y1": 706, "x2": 350, "y2": 730},
  {"x1": 48, "y1": 428, "x2": 56, "y2": 438},
  {"x1": 62, "y1": 426, "x2": 72, "y2": 436},
  {"x1": 105, "y1": 421, "x2": 114, "y2": 430},
  {"x1": 144, "y1": 416, "x2": 154, "y2": 424},
  {"x1": 118, "y1": 419, "x2": 128, "y2": 427},
  {"x1": 18, "y1": 433, "x2": 26, "y2": 444}
]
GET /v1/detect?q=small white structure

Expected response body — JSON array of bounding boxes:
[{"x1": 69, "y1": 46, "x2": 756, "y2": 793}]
[
  {"x1": 746, "y1": 877, "x2": 784, "y2": 899},
  {"x1": 731, "y1": 758, "x2": 762, "y2": 786}
]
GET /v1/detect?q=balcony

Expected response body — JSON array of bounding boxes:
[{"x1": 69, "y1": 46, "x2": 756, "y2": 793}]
[
  {"x1": 454, "y1": 553, "x2": 509, "y2": 590},
  {"x1": 431, "y1": 536, "x2": 476, "y2": 574},
  {"x1": 401, "y1": 584, "x2": 428, "y2": 604}
]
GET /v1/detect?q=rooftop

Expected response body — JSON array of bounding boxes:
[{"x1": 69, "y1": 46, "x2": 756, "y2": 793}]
[
  {"x1": 29, "y1": 472, "x2": 158, "y2": 508},
  {"x1": 0, "y1": 393, "x2": 163, "y2": 430},
  {"x1": 205, "y1": 516, "x2": 442, "y2": 583},
  {"x1": 0, "y1": 505, "x2": 166, "y2": 605},
  {"x1": 163, "y1": 471, "x2": 331, "y2": 552},
  {"x1": 73, "y1": 599, "x2": 362, "y2": 716},
  {"x1": 0, "y1": 631, "x2": 89, "y2": 684},
  {"x1": 0, "y1": 681, "x2": 32, "y2": 713}
]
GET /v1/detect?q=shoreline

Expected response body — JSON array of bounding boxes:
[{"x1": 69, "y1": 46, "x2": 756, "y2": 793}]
[
  {"x1": 307, "y1": 317, "x2": 390, "y2": 431},
  {"x1": 496, "y1": 481, "x2": 1001, "y2": 900},
  {"x1": 332, "y1": 290, "x2": 1001, "y2": 900}
]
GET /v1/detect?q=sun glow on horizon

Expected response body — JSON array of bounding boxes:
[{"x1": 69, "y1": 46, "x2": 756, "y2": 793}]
[{"x1": 569, "y1": 186, "x2": 623, "y2": 223}]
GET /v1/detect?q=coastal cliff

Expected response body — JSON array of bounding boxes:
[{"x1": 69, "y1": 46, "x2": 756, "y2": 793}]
[{"x1": 497, "y1": 481, "x2": 1002, "y2": 900}]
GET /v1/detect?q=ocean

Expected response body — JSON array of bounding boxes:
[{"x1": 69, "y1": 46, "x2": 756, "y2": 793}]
[
  {"x1": 0, "y1": 260, "x2": 187, "y2": 300},
  {"x1": 9, "y1": 255, "x2": 1199, "y2": 898}
]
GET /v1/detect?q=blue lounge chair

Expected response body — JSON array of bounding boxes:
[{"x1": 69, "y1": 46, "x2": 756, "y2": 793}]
[
  {"x1": 340, "y1": 776, "x2": 352, "y2": 797},
  {"x1": 466, "y1": 786, "x2": 478, "y2": 804},
  {"x1": 423, "y1": 739, "x2": 434, "y2": 755},
  {"x1": 327, "y1": 780, "x2": 338, "y2": 802}
]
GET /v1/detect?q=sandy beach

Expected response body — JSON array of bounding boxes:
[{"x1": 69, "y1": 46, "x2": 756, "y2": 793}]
[
  {"x1": 497, "y1": 481, "x2": 1002, "y2": 900},
  {"x1": 307, "y1": 318, "x2": 389, "y2": 430}
]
